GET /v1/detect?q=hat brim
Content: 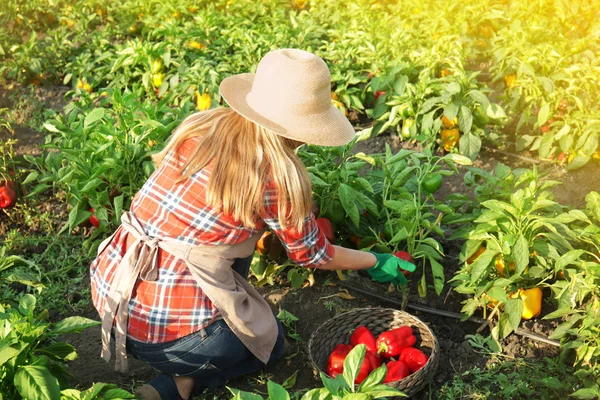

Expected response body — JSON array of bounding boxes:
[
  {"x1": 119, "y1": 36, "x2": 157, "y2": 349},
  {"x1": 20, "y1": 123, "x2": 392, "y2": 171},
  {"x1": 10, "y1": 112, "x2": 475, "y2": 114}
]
[{"x1": 219, "y1": 73, "x2": 356, "y2": 147}]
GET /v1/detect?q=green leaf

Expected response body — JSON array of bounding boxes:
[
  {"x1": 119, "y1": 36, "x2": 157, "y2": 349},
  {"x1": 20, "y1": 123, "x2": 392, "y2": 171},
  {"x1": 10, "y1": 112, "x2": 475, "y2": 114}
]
[
  {"x1": 469, "y1": 90, "x2": 490, "y2": 108},
  {"x1": 80, "y1": 178, "x2": 104, "y2": 193},
  {"x1": 389, "y1": 227, "x2": 408, "y2": 244},
  {"x1": 537, "y1": 103, "x2": 550, "y2": 125},
  {"x1": 80, "y1": 382, "x2": 114, "y2": 399},
  {"x1": 539, "y1": 133, "x2": 554, "y2": 159},
  {"x1": 571, "y1": 387, "x2": 600, "y2": 399},
  {"x1": 559, "y1": 133, "x2": 573, "y2": 153},
  {"x1": 42, "y1": 123, "x2": 61, "y2": 133},
  {"x1": 14, "y1": 365, "x2": 61, "y2": 400},
  {"x1": 556, "y1": 250, "x2": 586, "y2": 270},
  {"x1": 393, "y1": 75, "x2": 408, "y2": 96},
  {"x1": 459, "y1": 131, "x2": 481, "y2": 159},
  {"x1": 504, "y1": 298, "x2": 523, "y2": 332},
  {"x1": 52, "y1": 317, "x2": 100, "y2": 335},
  {"x1": 267, "y1": 381, "x2": 290, "y2": 400},
  {"x1": 444, "y1": 153, "x2": 473, "y2": 166},
  {"x1": 103, "y1": 388, "x2": 137, "y2": 399},
  {"x1": 114, "y1": 194, "x2": 124, "y2": 222},
  {"x1": 300, "y1": 388, "x2": 332, "y2": 400},
  {"x1": 430, "y1": 258, "x2": 445, "y2": 295},
  {"x1": 366, "y1": 388, "x2": 407, "y2": 398},
  {"x1": 543, "y1": 308, "x2": 579, "y2": 320},
  {"x1": 19, "y1": 294, "x2": 36, "y2": 316},
  {"x1": 342, "y1": 394, "x2": 369, "y2": 400},
  {"x1": 320, "y1": 372, "x2": 347, "y2": 396},
  {"x1": 554, "y1": 124, "x2": 571, "y2": 140},
  {"x1": 391, "y1": 166, "x2": 418, "y2": 188},
  {"x1": 227, "y1": 388, "x2": 265, "y2": 400},
  {"x1": 353, "y1": 153, "x2": 377, "y2": 167},
  {"x1": 339, "y1": 184, "x2": 360, "y2": 228},
  {"x1": 281, "y1": 370, "x2": 298, "y2": 390},
  {"x1": 21, "y1": 171, "x2": 39, "y2": 185},
  {"x1": 567, "y1": 154, "x2": 590, "y2": 170},
  {"x1": 353, "y1": 177, "x2": 375, "y2": 193},
  {"x1": 0, "y1": 342, "x2": 24, "y2": 365},
  {"x1": 470, "y1": 249, "x2": 498, "y2": 284},
  {"x1": 37, "y1": 342, "x2": 77, "y2": 361},
  {"x1": 68, "y1": 205, "x2": 91, "y2": 230},
  {"x1": 358, "y1": 365, "x2": 386, "y2": 391},
  {"x1": 444, "y1": 103, "x2": 459, "y2": 120},
  {"x1": 459, "y1": 106, "x2": 473, "y2": 134},
  {"x1": 513, "y1": 235, "x2": 529, "y2": 274},
  {"x1": 516, "y1": 135, "x2": 536, "y2": 151},
  {"x1": 83, "y1": 108, "x2": 105, "y2": 129},
  {"x1": 343, "y1": 345, "x2": 366, "y2": 391},
  {"x1": 486, "y1": 103, "x2": 506, "y2": 120}
]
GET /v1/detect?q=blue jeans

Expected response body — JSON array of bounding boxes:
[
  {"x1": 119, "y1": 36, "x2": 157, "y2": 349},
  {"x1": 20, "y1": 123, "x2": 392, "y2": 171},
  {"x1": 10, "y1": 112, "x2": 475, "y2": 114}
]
[{"x1": 126, "y1": 256, "x2": 285, "y2": 392}]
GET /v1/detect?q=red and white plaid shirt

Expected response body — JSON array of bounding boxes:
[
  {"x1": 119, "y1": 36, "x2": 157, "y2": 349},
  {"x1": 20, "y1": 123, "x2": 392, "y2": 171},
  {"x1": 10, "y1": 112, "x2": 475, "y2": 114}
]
[{"x1": 90, "y1": 137, "x2": 334, "y2": 343}]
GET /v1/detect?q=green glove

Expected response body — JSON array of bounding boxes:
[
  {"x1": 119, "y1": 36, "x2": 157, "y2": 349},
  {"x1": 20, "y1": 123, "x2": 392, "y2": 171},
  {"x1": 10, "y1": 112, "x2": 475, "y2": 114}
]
[{"x1": 366, "y1": 251, "x2": 417, "y2": 286}]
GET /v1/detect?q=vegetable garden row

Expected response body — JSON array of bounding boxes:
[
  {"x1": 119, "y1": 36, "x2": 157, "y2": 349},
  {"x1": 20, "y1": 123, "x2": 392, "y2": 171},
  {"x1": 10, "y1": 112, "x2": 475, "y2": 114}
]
[{"x1": 1, "y1": 0, "x2": 599, "y2": 398}]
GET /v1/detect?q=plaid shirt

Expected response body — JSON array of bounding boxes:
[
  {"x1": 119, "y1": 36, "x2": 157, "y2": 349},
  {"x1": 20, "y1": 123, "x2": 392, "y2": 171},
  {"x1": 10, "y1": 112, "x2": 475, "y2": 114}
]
[{"x1": 90, "y1": 137, "x2": 334, "y2": 343}]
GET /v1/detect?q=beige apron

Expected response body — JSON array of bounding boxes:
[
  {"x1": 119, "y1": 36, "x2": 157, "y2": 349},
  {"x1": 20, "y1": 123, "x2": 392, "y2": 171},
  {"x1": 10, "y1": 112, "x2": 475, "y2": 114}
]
[{"x1": 98, "y1": 211, "x2": 278, "y2": 373}]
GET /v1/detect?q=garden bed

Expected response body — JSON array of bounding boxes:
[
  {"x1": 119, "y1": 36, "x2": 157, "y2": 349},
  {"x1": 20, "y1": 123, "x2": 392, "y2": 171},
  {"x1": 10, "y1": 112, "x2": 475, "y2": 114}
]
[{"x1": 2, "y1": 117, "x2": 591, "y2": 399}]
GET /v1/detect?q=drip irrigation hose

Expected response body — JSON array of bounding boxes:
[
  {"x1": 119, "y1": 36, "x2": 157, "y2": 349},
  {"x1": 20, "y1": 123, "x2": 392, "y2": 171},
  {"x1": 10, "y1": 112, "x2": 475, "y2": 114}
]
[{"x1": 335, "y1": 280, "x2": 560, "y2": 347}]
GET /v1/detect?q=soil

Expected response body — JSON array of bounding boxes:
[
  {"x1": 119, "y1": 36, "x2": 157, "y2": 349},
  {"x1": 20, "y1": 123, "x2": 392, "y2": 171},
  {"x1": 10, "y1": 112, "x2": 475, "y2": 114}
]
[{"x1": 2, "y1": 84, "x2": 598, "y2": 399}]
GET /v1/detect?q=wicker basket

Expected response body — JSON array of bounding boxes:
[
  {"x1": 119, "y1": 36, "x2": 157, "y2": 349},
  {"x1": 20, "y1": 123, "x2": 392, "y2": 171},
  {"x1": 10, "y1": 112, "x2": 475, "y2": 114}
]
[{"x1": 308, "y1": 307, "x2": 439, "y2": 398}]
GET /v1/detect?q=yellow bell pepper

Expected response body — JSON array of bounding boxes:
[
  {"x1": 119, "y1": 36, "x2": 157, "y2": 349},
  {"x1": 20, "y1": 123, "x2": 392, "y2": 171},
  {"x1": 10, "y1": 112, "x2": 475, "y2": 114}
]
[
  {"x1": 440, "y1": 128, "x2": 460, "y2": 151},
  {"x1": 504, "y1": 73, "x2": 517, "y2": 88},
  {"x1": 441, "y1": 115, "x2": 457, "y2": 129},
  {"x1": 195, "y1": 91, "x2": 212, "y2": 111},
  {"x1": 520, "y1": 287, "x2": 542, "y2": 320}
]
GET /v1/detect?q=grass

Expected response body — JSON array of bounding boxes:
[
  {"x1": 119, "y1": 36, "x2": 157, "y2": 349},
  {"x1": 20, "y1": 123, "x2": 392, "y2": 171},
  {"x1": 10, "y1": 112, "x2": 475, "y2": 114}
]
[
  {"x1": 436, "y1": 357, "x2": 580, "y2": 400},
  {"x1": 3, "y1": 218, "x2": 92, "y2": 316}
]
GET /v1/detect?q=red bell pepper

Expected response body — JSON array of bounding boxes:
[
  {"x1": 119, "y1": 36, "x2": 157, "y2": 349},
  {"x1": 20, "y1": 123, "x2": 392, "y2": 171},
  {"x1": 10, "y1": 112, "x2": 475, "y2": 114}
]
[
  {"x1": 355, "y1": 354, "x2": 373, "y2": 384},
  {"x1": 327, "y1": 365, "x2": 340, "y2": 378},
  {"x1": 399, "y1": 347, "x2": 428, "y2": 373},
  {"x1": 374, "y1": 91, "x2": 387, "y2": 100},
  {"x1": 394, "y1": 250, "x2": 413, "y2": 277},
  {"x1": 89, "y1": 208, "x2": 100, "y2": 228},
  {"x1": 316, "y1": 217, "x2": 335, "y2": 242},
  {"x1": 0, "y1": 185, "x2": 17, "y2": 209},
  {"x1": 365, "y1": 351, "x2": 382, "y2": 370},
  {"x1": 327, "y1": 344, "x2": 353, "y2": 376},
  {"x1": 350, "y1": 326, "x2": 377, "y2": 354},
  {"x1": 376, "y1": 326, "x2": 417, "y2": 358},
  {"x1": 383, "y1": 360, "x2": 410, "y2": 383}
]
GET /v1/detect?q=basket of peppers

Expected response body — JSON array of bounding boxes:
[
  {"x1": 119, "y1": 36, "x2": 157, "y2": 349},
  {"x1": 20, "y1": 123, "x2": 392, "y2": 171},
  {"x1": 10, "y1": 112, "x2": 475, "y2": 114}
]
[{"x1": 308, "y1": 308, "x2": 439, "y2": 398}]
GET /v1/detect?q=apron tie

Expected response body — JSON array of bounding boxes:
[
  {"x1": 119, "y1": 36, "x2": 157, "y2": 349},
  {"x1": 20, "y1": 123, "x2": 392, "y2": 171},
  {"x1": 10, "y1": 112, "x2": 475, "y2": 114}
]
[{"x1": 100, "y1": 211, "x2": 162, "y2": 373}]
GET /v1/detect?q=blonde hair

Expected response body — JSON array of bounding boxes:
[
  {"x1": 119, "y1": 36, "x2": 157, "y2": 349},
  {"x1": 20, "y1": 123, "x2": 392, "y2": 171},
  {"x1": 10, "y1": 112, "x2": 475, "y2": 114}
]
[{"x1": 152, "y1": 108, "x2": 312, "y2": 231}]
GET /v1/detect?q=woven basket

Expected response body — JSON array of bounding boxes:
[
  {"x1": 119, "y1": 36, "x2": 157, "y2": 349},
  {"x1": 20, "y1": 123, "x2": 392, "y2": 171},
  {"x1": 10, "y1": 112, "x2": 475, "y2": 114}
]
[{"x1": 308, "y1": 307, "x2": 439, "y2": 398}]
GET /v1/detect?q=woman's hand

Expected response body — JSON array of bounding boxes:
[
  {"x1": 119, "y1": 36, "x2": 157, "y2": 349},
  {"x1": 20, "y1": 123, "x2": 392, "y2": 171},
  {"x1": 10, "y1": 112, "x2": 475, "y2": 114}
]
[
  {"x1": 366, "y1": 252, "x2": 416, "y2": 286},
  {"x1": 316, "y1": 246, "x2": 416, "y2": 285}
]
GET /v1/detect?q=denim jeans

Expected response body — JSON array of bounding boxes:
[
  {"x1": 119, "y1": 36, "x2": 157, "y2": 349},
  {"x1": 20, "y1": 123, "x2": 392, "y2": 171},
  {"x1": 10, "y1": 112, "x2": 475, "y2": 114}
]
[{"x1": 126, "y1": 256, "x2": 285, "y2": 391}]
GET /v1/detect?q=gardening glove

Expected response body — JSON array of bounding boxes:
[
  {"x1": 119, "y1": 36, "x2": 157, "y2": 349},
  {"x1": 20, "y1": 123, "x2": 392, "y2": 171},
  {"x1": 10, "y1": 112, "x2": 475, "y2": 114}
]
[{"x1": 366, "y1": 251, "x2": 416, "y2": 286}]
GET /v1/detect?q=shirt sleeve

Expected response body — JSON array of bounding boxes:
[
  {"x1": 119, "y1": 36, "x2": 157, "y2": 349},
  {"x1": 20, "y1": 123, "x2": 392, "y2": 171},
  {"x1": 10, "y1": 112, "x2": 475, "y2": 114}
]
[{"x1": 260, "y1": 183, "x2": 334, "y2": 268}]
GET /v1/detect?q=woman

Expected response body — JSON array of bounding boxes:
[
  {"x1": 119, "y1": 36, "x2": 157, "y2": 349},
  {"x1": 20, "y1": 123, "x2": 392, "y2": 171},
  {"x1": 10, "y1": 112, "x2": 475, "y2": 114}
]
[{"x1": 90, "y1": 49, "x2": 415, "y2": 400}]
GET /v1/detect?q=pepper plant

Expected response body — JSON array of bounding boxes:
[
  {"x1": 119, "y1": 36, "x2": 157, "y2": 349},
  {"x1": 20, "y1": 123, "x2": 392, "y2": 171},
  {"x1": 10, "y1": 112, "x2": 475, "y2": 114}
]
[
  {"x1": 452, "y1": 166, "x2": 579, "y2": 340},
  {"x1": 544, "y1": 191, "x2": 600, "y2": 374},
  {"x1": 368, "y1": 146, "x2": 472, "y2": 296},
  {"x1": 0, "y1": 294, "x2": 100, "y2": 400},
  {"x1": 298, "y1": 141, "x2": 379, "y2": 237},
  {"x1": 25, "y1": 89, "x2": 188, "y2": 243},
  {"x1": 366, "y1": 59, "x2": 506, "y2": 159},
  {"x1": 0, "y1": 247, "x2": 44, "y2": 295}
]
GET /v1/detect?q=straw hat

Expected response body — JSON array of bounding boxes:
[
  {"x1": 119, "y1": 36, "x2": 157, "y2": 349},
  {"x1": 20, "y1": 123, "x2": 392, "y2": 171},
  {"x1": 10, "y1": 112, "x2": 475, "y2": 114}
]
[{"x1": 219, "y1": 49, "x2": 356, "y2": 146}]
